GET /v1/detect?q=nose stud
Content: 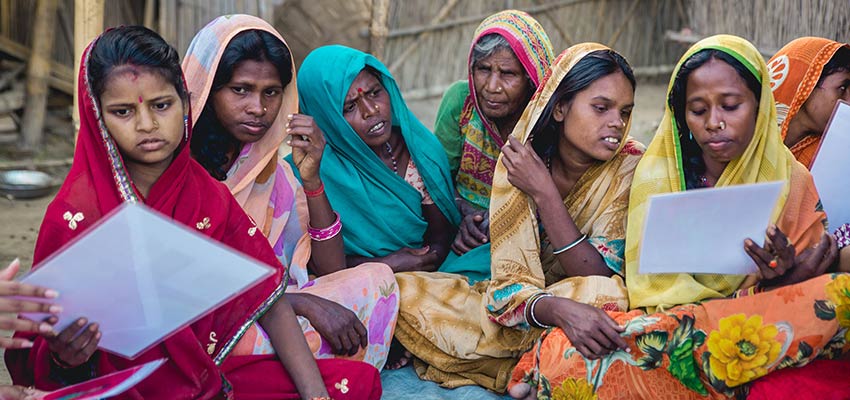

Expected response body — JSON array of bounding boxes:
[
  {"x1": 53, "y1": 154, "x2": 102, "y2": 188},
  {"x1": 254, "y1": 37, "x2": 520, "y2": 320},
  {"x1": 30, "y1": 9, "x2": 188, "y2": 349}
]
[{"x1": 719, "y1": 121, "x2": 726, "y2": 130}]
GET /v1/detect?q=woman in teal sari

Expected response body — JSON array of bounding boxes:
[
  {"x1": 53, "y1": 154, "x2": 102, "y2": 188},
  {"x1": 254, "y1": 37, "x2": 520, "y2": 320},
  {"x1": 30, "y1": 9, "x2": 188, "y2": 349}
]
[{"x1": 288, "y1": 45, "x2": 460, "y2": 273}]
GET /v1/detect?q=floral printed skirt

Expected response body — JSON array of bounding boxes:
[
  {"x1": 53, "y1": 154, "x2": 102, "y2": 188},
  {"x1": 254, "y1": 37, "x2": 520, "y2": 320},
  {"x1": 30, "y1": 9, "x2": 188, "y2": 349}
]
[
  {"x1": 510, "y1": 273, "x2": 850, "y2": 399},
  {"x1": 232, "y1": 263, "x2": 399, "y2": 370}
]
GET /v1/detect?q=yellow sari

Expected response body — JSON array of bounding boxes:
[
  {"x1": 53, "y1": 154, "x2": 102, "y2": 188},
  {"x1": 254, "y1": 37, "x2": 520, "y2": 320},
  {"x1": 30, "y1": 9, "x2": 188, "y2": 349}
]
[
  {"x1": 511, "y1": 35, "x2": 849, "y2": 400},
  {"x1": 395, "y1": 43, "x2": 644, "y2": 392}
]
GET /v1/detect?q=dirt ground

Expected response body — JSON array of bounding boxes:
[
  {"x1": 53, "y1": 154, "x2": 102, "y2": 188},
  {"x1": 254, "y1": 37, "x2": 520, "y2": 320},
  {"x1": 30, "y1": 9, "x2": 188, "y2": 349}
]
[{"x1": 0, "y1": 82, "x2": 667, "y2": 385}]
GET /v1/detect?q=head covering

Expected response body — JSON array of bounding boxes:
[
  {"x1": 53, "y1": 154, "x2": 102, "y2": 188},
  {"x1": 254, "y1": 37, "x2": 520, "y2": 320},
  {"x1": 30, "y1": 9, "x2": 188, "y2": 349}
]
[
  {"x1": 290, "y1": 45, "x2": 460, "y2": 257},
  {"x1": 7, "y1": 29, "x2": 282, "y2": 397},
  {"x1": 768, "y1": 37, "x2": 850, "y2": 168},
  {"x1": 183, "y1": 15, "x2": 311, "y2": 284},
  {"x1": 486, "y1": 42, "x2": 640, "y2": 327},
  {"x1": 625, "y1": 35, "x2": 825, "y2": 311},
  {"x1": 454, "y1": 10, "x2": 554, "y2": 209}
]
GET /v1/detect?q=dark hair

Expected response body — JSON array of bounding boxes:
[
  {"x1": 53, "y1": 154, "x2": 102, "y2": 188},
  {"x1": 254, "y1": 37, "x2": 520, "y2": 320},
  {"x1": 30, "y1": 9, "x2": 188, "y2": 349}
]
[
  {"x1": 530, "y1": 49, "x2": 636, "y2": 157},
  {"x1": 191, "y1": 30, "x2": 293, "y2": 181},
  {"x1": 668, "y1": 49, "x2": 762, "y2": 189},
  {"x1": 819, "y1": 46, "x2": 850, "y2": 83},
  {"x1": 88, "y1": 26, "x2": 186, "y2": 102}
]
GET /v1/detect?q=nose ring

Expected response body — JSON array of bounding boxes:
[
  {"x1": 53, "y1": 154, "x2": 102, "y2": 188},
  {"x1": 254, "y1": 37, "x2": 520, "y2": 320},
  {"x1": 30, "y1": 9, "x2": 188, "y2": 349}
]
[
  {"x1": 263, "y1": 107, "x2": 268, "y2": 112},
  {"x1": 719, "y1": 121, "x2": 726, "y2": 130}
]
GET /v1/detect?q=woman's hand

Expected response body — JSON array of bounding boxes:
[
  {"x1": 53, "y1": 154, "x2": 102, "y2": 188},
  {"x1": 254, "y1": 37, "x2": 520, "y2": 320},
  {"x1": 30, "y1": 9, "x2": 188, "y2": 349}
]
[
  {"x1": 0, "y1": 259, "x2": 60, "y2": 348},
  {"x1": 298, "y1": 294, "x2": 367, "y2": 356},
  {"x1": 535, "y1": 296, "x2": 627, "y2": 359},
  {"x1": 287, "y1": 114, "x2": 327, "y2": 186},
  {"x1": 44, "y1": 317, "x2": 100, "y2": 367},
  {"x1": 501, "y1": 136, "x2": 556, "y2": 201},
  {"x1": 451, "y1": 210, "x2": 489, "y2": 255},
  {"x1": 0, "y1": 385, "x2": 45, "y2": 400},
  {"x1": 380, "y1": 247, "x2": 439, "y2": 272},
  {"x1": 744, "y1": 225, "x2": 834, "y2": 289}
]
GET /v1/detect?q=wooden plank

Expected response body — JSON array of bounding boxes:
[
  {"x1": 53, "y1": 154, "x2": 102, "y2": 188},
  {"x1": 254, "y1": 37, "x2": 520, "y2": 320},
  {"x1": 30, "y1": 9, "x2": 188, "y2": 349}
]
[
  {"x1": 0, "y1": 114, "x2": 16, "y2": 132},
  {"x1": 369, "y1": 0, "x2": 390, "y2": 60},
  {"x1": 0, "y1": 36, "x2": 73, "y2": 94},
  {"x1": 72, "y1": 0, "x2": 104, "y2": 136},
  {"x1": 0, "y1": 87, "x2": 24, "y2": 114},
  {"x1": 388, "y1": 0, "x2": 461, "y2": 73},
  {"x1": 20, "y1": 0, "x2": 60, "y2": 151},
  {"x1": 387, "y1": 0, "x2": 596, "y2": 38}
]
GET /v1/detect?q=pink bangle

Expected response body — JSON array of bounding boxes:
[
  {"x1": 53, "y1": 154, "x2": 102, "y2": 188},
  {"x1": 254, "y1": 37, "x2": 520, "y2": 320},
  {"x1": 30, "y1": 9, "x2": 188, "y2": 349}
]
[
  {"x1": 308, "y1": 212, "x2": 342, "y2": 241},
  {"x1": 304, "y1": 182, "x2": 325, "y2": 198}
]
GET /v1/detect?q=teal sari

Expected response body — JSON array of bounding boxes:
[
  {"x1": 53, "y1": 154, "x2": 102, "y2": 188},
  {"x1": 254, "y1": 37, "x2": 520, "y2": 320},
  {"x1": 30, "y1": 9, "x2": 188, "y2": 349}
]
[{"x1": 289, "y1": 45, "x2": 460, "y2": 259}]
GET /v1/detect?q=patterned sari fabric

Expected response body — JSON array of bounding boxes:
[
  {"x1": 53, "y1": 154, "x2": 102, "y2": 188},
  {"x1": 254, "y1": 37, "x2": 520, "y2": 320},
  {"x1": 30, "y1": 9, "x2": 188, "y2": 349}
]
[
  {"x1": 395, "y1": 43, "x2": 644, "y2": 392},
  {"x1": 7, "y1": 30, "x2": 380, "y2": 400},
  {"x1": 434, "y1": 9, "x2": 554, "y2": 210},
  {"x1": 183, "y1": 14, "x2": 398, "y2": 370},
  {"x1": 510, "y1": 35, "x2": 850, "y2": 400},
  {"x1": 768, "y1": 37, "x2": 850, "y2": 169}
]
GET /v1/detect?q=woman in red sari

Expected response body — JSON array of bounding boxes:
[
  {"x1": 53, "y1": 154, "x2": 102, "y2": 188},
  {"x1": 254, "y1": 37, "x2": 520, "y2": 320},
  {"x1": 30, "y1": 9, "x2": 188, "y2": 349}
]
[{"x1": 5, "y1": 26, "x2": 380, "y2": 400}]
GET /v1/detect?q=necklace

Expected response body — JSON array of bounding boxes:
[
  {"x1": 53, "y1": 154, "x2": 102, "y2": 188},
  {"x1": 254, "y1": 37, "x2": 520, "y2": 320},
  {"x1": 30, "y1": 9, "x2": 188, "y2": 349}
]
[
  {"x1": 384, "y1": 142, "x2": 398, "y2": 172},
  {"x1": 698, "y1": 175, "x2": 712, "y2": 187}
]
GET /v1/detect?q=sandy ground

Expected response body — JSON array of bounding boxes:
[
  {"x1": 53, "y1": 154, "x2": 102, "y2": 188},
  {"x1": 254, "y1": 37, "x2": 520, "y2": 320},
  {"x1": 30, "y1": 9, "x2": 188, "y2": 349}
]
[{"x1": 0, "y1": 82, "x2": 667, "y2": 385}]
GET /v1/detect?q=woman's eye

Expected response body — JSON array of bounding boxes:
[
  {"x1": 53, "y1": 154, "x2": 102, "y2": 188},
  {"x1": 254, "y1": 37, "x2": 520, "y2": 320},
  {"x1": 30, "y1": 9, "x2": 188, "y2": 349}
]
[
  {"x1": 689, "y1": 109, "x2": 706, "y2": 116},
  {"x1": 594, "y1": 105, "x2": 607, "y2": 113},
  {"x1": 231, "y1": 87, "x2": 247, "y2": 95},
  {"x1": 112, "y1": 109, "x2": 131, "y2": 117},
  {"x1": 343, "y1": 104, "x2": 355, "y2": 113},
  {"x1": 722, "y1": 104, "x2": 740, "y2": 112},
  {"x1": 369, "y1": 89, "x2": 382, "y2": 98},
  {"x1": 153, "y1": 102, "x2": 171, "y2": 111},
  {"x1": 265, "y1": 89, "x2": 280, "y2": 97}
]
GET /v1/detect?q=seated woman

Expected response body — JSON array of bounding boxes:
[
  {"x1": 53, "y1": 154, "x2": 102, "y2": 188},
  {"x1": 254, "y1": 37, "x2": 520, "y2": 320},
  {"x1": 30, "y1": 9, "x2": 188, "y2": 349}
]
[
  {"x1": 435, "y1": 10, "x2": 554, "y2": 281},
  {"x1": 184, "y1": 15, "x2": 398, "y2": 370},
  {"x1": 393, "y1": 43, "x2": 642, "y2": 392},
  {"x1": 509, "y1": 35, "x2": 849, "y2": 400},
  {"x1": 749, "y1": 36, "x2": 850, "y2": 400},
  {"x1": 5, "y1": 26, "x2": 380, "y2": 399},
  {"x1": 289, "y1": 45, "x2": 459, "y2": 273},
  {"x1": 768, "y1": 37, "x2": 850, "y2": 273}
]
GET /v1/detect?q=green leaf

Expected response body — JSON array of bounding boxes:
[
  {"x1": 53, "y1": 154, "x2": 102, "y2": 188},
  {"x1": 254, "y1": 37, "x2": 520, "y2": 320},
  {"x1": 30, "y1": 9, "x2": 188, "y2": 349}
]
[
  {"x1": 667, "y1": 337, "x2": 708, "y2": 396},
  {"x1": 814, "y1": 300, "x2": 836, "y2": 321}
]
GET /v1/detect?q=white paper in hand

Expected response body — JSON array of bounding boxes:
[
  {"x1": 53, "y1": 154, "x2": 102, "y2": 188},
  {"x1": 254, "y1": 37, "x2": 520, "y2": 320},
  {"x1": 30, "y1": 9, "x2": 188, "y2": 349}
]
[
  {"x1": 21, "y1": 203, "x2": 274, "y2": 359},
  {"x1": 811, "y1": 100, "x2": 850, "y2": 229},
  {"x1": 638, "y1": 181, "x2": 784, "y2": 275}
]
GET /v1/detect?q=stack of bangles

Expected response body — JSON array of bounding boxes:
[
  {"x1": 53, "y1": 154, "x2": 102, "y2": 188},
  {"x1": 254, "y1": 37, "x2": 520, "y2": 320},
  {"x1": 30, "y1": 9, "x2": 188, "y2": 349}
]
[
  {"x1": 526, "y1": 292, "x2": 554, "y2": 329},
  {"x1": 308, "y1": 212, "x2": 342, "y2": 241},
  {"x1": 552, "y1": 233, "x2": 587, "y2": 255}
]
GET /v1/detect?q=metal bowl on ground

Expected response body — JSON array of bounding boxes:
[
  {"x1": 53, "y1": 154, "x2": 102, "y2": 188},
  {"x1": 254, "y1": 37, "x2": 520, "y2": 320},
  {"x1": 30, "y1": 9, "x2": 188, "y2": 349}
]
[{"x1": 0, "y1": 170, "x2": 59, "y2": 199}]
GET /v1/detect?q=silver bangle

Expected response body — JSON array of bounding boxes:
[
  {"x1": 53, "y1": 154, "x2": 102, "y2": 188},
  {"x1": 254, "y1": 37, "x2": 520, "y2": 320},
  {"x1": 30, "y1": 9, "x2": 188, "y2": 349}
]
[
  {"x1": 552, "y1": 233, "x2": 587, "y2": 255},
  {"x1": 527, "y1": 293, "x2": 554, "y2": 329}
]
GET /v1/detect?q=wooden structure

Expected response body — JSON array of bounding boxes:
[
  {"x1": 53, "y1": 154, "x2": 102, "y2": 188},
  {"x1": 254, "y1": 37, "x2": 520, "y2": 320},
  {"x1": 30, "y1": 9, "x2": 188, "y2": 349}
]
[{"x1": 1, "y1": 0, "x2": 849, "y2": 153}]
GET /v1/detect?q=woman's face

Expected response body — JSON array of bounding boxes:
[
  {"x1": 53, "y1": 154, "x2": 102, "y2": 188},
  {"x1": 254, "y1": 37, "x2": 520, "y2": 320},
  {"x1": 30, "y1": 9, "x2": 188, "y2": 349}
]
[
  {"x1": 684, "y1": 58, "x2": 758, "y2": 166},
  {"x1": 211, "y1": 59, "x2": 284, "y2": 144},
  {"x1": 472, "y1": 47, "x2": 531, "y2": 122},
  {"x1": 798, "y1": 68, "x2": 850, "y2": 133},
  {"x1": 100, "y1": 66, "x2": 185, "y2": 170},
  {"x1": 343, "y1": 70, "x2": 393, "y2": 149},
  {"x1": 553, "y1": 71, "x2": 634, "y2": 163}
]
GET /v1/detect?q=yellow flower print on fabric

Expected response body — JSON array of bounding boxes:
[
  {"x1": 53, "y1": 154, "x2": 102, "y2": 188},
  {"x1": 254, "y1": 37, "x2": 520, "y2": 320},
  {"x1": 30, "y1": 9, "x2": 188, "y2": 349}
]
[
  {"x1": 826, "y1": 274, "x2": 850, "y2": 340},
  {"x1": 706, "y1": 314, "x2": 782, "y2": 387},
  {"x1": 551, "y1": 378, "x2": 597, "y2": 400}
]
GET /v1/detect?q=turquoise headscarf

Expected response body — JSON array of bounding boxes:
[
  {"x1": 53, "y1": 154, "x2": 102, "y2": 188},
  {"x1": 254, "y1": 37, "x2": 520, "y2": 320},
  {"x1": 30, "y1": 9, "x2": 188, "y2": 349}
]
[{"x1": 289, "y1": 45, "x2": 460, "y2": 258}]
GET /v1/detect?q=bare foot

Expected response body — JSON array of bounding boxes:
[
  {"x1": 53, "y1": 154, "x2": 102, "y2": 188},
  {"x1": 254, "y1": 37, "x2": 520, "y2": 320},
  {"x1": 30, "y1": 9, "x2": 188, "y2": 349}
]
[
  {"x1": 385, "y1": 338, "x2": 413, "y2": 370},
  {"x1": 508, "y1": 383, "x2": 537, "y2": 400}
]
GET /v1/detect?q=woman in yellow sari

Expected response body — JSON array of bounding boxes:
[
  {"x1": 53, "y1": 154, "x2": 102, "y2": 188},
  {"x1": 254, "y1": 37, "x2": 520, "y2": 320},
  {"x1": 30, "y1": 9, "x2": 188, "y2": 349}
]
[
  {"x1": 394, "y1": 43, "x2": 643, "y2": 392},
  {"x1": 509, "y1": 35, "x2": 850, "y2": 400}
]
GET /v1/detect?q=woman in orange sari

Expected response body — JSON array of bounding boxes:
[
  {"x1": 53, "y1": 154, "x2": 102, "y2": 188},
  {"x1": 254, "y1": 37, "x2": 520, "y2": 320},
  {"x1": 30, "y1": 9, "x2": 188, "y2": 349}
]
[{"x1": 509, "y1": 35, "x2": 850, "y2": 400}]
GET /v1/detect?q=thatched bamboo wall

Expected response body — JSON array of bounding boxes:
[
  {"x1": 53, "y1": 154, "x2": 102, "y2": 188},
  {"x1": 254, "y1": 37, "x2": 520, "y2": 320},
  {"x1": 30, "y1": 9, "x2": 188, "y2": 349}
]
[
  {"x1": 686, "y1": 0, "x2": 850, "y2": 56},
  {"x1": 383, "y1": 0, "x2": 689, "y2": 95}
]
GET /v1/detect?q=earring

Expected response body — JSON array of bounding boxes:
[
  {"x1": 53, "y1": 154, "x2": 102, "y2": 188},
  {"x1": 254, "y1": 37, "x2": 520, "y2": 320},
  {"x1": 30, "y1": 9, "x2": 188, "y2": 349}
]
[
  {"x1": 184, "y1": 115, "x2": 189, "y2": 141},
  {"x1": 689, "y1": 131, "x2": 693, "y2": 140}
]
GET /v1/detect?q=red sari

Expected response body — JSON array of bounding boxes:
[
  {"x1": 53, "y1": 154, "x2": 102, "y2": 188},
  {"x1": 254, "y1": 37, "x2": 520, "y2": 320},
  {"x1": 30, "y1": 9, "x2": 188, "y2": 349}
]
[{"x1": 5, "y1": 33, "x2": 380, "y2": 400}]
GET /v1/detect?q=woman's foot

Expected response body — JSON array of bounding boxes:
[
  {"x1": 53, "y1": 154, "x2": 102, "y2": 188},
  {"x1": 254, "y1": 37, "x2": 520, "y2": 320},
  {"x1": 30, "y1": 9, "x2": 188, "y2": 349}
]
[
  {"x1": 385, "y1": 338, "x2": 413, "y2": 370},
  {"x1": 508, "y1": 383, "x2": 537, "y2": 400}
]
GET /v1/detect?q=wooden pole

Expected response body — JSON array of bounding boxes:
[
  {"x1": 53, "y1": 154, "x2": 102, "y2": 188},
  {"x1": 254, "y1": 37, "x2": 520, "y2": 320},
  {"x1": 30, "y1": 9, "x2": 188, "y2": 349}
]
[
  {"x1": 20, "y1": 0, "x2": 59, "y2": 152},
  {"x1": 144, "y1": 0, "x2": 156, "y2": 29},
  {"x1": 369, "y1": 0, "x2": 390, "y2": 60},
  {"x1": 72, "y1": 0, "x2": 104, "y2": 138}
]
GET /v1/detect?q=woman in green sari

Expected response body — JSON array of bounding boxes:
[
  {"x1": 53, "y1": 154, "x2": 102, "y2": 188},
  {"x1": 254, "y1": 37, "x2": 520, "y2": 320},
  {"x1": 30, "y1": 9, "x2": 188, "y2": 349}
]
[{"x1": 288, "y1": 45, "x2": 460, "y2": 273}]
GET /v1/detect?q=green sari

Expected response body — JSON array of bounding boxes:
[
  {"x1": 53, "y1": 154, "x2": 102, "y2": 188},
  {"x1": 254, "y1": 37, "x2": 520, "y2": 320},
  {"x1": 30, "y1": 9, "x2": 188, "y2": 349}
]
[{"x1": 288, "y1": 45, "x2": 460, "y2": 258}]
